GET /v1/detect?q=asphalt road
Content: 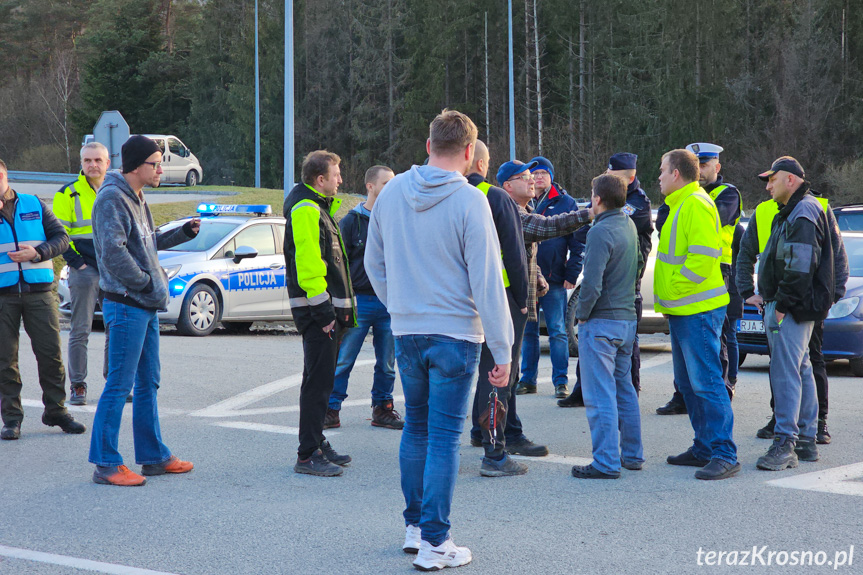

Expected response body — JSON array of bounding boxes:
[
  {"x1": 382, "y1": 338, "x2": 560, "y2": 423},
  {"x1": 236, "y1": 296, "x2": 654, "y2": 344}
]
[{"x1": 1, "y1": 328, "x2": 862, "y2": 574}]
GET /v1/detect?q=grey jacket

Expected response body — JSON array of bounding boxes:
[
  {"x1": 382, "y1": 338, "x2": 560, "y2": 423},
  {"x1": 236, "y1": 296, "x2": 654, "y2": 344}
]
[
  {"x1": 92, "y1": 171, "x2": 196, "y2": 310},
  {"x1": 575, "y1": 208, "x2": 638, "y2": 321}
]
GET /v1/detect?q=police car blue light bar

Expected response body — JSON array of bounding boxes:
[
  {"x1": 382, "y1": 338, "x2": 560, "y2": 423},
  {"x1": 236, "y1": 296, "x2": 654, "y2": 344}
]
[{"x1": 196, "y1": 204, "x2": 272, "y2": 215}]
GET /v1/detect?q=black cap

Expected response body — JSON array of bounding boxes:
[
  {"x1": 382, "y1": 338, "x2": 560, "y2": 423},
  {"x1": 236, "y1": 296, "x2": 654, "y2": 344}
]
[
  {"x1": 122, "y1": 135, "x2": 161, "y2": 173},
  {"x1": 758, "y1": 156, "x2": 805, "y2": 181}
]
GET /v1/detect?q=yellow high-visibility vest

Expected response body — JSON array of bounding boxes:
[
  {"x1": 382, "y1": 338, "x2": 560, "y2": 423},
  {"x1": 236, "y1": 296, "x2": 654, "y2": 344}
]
[
  {"x1": 707, "y1": 184, "x2": 742, "y2": 265},
  {"x1": 754, "y1": 196, "x2": 829, "y2": 254},
  {"x1": 52, "y1": 172, "x2": 96, "y2": 257},
  {"x1": 475, "y1": 180, "x2": 511, "y2": 288}
]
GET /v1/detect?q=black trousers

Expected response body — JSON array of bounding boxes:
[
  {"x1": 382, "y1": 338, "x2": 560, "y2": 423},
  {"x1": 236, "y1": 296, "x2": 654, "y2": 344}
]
[
  {"x1": 769, "y1": 319, "x2": 828, "y2": 420},
  {"x1": 470, "y1": 289, "x2": 528, "y2": 458},
  {"x1": 0, "y1": 292, "x2": 68, "y2": 425},
  {"x1": 297, "y1": 322, "x2": 345, "y2": 459}
]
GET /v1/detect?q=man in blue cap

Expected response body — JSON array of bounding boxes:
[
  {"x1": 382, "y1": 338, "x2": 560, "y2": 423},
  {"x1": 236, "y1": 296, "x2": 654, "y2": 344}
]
[
  {"x1": 516, "y1": 156, "x2": 582, "y2": 399},
  {"x1": 656, "y1": 143, "x2": 742, "y2": 415},
  {"x1": 559, "y1": 152, "x2": 653, "y2": 407}
]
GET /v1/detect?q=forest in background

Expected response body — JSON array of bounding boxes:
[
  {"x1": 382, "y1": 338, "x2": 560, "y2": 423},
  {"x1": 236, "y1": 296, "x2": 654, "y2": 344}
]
[{"x1": 0, "y1": 0, "x2": 861, "y2": 207}]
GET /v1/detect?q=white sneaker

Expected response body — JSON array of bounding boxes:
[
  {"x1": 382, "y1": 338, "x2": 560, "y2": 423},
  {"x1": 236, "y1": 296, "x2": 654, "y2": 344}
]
[
  {"x1": 412, "y1": 537, "x2": 472, "y2": 571},
  {"x1": 403, "y1": 525, "x2": 421, "y2": 554}
]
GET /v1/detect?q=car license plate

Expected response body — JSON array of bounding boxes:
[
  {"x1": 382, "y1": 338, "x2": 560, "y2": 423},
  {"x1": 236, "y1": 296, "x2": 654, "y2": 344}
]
[{"x1": 737, "y1": 319, "x2": 764, "y2": 333}]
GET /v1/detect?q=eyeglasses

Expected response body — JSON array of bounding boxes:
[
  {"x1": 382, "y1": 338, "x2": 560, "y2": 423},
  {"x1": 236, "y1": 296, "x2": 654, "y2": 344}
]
[
  {"x1": 507, "y1": 173, "x2": 533, "y2": 182},
  {"x1": 142, "y1": 161, "x2": 162, "y2": 169},
  {"x1": 532, "y1": 171, "x2": 550, "y2": 178}
]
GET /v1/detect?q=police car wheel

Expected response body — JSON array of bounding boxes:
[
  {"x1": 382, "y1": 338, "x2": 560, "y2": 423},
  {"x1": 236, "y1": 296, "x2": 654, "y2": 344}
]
[
  {"x1": 177, "y1": 283, "x2": 220, "y2": 336},
  {"x1": 565, "y1": 288, "x2": 580, "y2": 358},
  {"x1": 185, "y1": 170, "x2": 199, "y2": 187}
]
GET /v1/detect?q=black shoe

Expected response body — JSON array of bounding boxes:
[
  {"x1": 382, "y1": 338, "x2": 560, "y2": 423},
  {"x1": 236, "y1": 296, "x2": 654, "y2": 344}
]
[
  {"x1": 756, "y1": 437, "x2": 798, "y2": 471},
  {"x1": 1, "y1": 422, "x2": 21, "y2": 440},
  {"x1": 656, "y1": 399, "x2": 687, "y2": 415},
  {"x1": 667, "y1": 448, "x2": 709, "y2": 467},
  {"x1": 571, "y1": 463, "x2": 620, "y2": 479},
  {"x1": 816, "y1": 419, "x2": 831, "y2": 445},
  {"x1": 558, "y1": 390, "x2": 584, "y2": 408},
  {"x1": 323, "y1": 408, "x2": 341, "y2": 429},
  {"x1": 515, "y1": 382, "x2": 537, "y2": 395},
  {"x1": 756, "y1": 415, "x2": 776, "y2": 439},
  {"x1": 69, "y1": 386, "x2": 87, "y2": 406},
  {"x1": 42, "y1": 413, "x2": 86, "y2": 434},
  {"x1": 294, "y1": 449, "x2": 343, "y2": 476},
  {"x1": 480, "y1": 454, "x2": 529, "y2": 477},
  {"x1": 470, "y1": 435, "x2": 483, "y2": 448},
  {"x1": 795, "y1": 437, "x2": 820, "y2": 462},
  {"x1": 695, "y1": 458, "x2": 741, "y2": 480},
  {"x1": 320, "y1": 440, "x2": 351, "y2": 466},
  {"x1": 371, "y1": 402, "x2": 404, "y2": 430},
  {"x1": 554, "y1": 384, "x2": 569, "y2": 399},
  {"x1": 621, "y1": 459, "x2": 643, "y2": 471},
  {"x1": 505, "y1": 437, "x2": 549, "y2": 457},
  {"x1": 126, "y1": 394, "x2": 133, "y2": 403}
]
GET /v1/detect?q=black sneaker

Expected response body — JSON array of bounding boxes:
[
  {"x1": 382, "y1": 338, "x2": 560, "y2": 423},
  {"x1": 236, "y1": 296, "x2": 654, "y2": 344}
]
[
  {"x1": 558, "y1": 390, "x2": 584, "y2": 408},
  {"x1": 794, "y1": 437, "x2": 820, "y2": 462},
  {"x1": 621, "y1": 458, "x2": 643, "y2": 471},
  {"x1": 1, "y1": 422, "x2": 21, "y2": 440},
  {"x1": 515, "y1": 382, "x2": 537, "y2": 395},
  {"x1": 554, "y1": 384, "x2": 569, "y2": 399},
  {"x1": 756, "y1": 415, "x2": 776, "y2": 439},
  {"x1": 694, "y1": 458, "x2": 741, "y2": 480},
  {"x1": 294, "y1": 449, "x2": 343, "y2": 476},
  {"x1": 505, "y1": 437, "x2": 549, "y2": 457},
  {"x1": 323, "y1": 408, "x2": 341, "y2": 429},
  {"x1": 571, "y1": 463, "x2": 620, "y2": 479},
  {"x1": 41, "y1": 413, "x2": 86, "y2": 434},
  {"x1": 320, "y1": 440, "x2": 351, "y2": 466},
  {"x1": 480, "y1": 454, "x2": 528, "y2": 477},
  {"x1": 371, "y1": 402, "x2": 404, "y2": 430},
  {"x1": 756, "y1": 437, "x2": 798, "y2": 471},
  {"x1": 69, "y1": 386, "x2": 87, "y2": 406},
  {"x1": 667, "y1": 447, "x2": 709, "y2": 467},
  {"x1": 816, "y1": 419, "x2": 831, "y2": 444},
  {"x1": 656, "y1": 399, "x2": 687, "y2": 415}
]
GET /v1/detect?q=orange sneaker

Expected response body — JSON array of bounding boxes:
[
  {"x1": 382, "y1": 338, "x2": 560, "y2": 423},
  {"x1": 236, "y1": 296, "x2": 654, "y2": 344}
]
[
  {"x1": 93, "y1": 465, "x2": 147, "y2": 486},
  {"x1": 141, "y1": 455, "x2": 194, "y2": 476}
]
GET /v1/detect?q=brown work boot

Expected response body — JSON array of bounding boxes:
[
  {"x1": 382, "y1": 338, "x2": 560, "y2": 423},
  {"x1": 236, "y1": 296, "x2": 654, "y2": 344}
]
[
  {"x1": 371, "y1": 401, "x2": 404, "y2": 430},
  {"x1": 141, "y1": 455, "x2": 194, "y2": 476},
  {"x1": 93, "y1": 465, "x2": 147, "y2": 486},
  {"x1": 324, "y1": 408, "x2": 341, "y2": 429}
]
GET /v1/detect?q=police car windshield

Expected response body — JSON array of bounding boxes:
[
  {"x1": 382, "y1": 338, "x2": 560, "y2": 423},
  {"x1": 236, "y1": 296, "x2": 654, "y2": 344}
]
[{"x1": 164, "y1": 221, "x2": 240, "y2": 252}]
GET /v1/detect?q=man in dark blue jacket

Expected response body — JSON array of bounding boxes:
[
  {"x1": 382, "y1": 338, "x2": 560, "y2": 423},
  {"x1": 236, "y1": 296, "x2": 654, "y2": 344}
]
[{"x1": 517, "y1": 156, "x2": 582, "y2": 399}]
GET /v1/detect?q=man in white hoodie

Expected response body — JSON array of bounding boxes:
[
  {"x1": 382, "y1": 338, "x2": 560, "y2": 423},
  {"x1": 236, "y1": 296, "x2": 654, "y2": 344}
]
[{"x1": 365, "y1": 109, "x2": 514, "y2": 571}]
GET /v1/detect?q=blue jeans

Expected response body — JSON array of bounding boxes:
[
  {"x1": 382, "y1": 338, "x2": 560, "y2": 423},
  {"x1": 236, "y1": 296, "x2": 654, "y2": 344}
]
[
  {"x1": 395, "y1": 335, "x2": 481, "y2": 547},
  {"x1": 668, "y1": 307, "x2": 737, "y2": 464},
  {"x1": 580, "y1": 319, "x2": 642, "y2": 475},
  {"x1": 89, "y1": 301, "x2": 172, "y2": 467},
  {"x1": 329, "y1": 294, "x2": 395, "y2": 409},
  {"x1": 521, "y1": 283, "x2": 569, "y2": 387}
]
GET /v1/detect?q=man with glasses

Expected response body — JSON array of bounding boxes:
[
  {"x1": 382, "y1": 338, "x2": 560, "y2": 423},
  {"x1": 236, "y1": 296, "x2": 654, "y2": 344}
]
[{"x1": 89, "y1": 135, "x2": 200, "y2": 486}]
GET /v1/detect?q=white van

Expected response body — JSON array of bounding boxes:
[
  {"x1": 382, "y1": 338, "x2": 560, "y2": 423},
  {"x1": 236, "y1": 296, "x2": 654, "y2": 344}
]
[{"x1": 140, "y1": 134, "x2": 204, "y2": 186}]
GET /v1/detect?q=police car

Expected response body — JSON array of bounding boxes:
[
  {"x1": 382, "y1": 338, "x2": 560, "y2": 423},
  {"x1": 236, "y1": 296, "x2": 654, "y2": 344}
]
[{"x1": 58, "y1": 204, "x2": 292, "y2": 336}]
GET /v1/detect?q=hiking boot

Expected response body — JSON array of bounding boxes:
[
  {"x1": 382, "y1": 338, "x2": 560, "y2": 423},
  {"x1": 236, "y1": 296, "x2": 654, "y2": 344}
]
[
  {"x1": 571, "y1": 463, "x2": 620, "y2": 479},
  {"x1": 558, "y1": 390, "x2": 584, "y2": 408},
  {"x1": 756, "y1": 415, "x2": 776, "y2": 439},
  {"x1": 1, "y1": 422, "x2": 21, "y2": 440},
  {"x1": 93, "y1": 465, "x2": 147, "y2": 486},
  {"x1": 320, "y1": 440, "x2": 351, "y2": 466},
  {"x1": 480, "y1": 454, "x2": 528, "y2": 477},
  {"x1": 794, "y1": 437, "x2": 820, "y2": 462},
  {"x1": 42, "y1": 412, "x2": 86, "y2": 434},
  {"x1": 694, "y1": 458, "x2": 741, "y2": 480},
  {"x1": 515, "y1": 382, "x2": 536, "y2": 395},
  {"x1": 69, "y1": 386, "x2": 87, "y2": 406},
  {"x1": 141, "y1": 455, "x2": 194, "y2": 476},
  {"x1": 413, "y1": 537, "x2": 472, "y2": 571},
  {"x1": 817, "y1": 419, "x2": 831, "y2": 444},
  {"x1": 554, "y1": 384, "x2": 569, "y2": 399},
  {"x1": 403, "y1": 525, "x2": 421, "y2": 554},
  {"x1": 323, "y1": 408, "x2": 341, "y2": 429},
  {"x1": 656, "y1": 398, "x2": 687, "y2": 415},
  {"x1": 756, "y1": 437, "x2": 798, "y2": 471},
  {"x1": 372, "y1": 402, "x2": 404, "y2": 430},
  {"x1": 667, "y1": 447, "x2": 709, "y2": 467},
  {"x1": 294, "y1": 449, "x2": 343, "y2": 476},
  {"x1": 505, "y1": 437, "x2": 549, "y2": 457}
]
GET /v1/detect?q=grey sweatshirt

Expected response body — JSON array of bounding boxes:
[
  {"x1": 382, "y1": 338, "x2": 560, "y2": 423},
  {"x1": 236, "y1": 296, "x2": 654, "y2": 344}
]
[
  {"x1": 92, "y1": 171, "x2": 195, "y2": 310},
  {"x1": 365, "y1": 165, "x2": 514, "y2": 364},
  {"x1": 575, "y1": 208, "x2": 638, "y2": 321}
]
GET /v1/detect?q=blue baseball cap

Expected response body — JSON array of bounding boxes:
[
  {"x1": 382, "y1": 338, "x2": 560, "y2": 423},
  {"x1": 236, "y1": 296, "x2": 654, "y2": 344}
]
[
  {"x1": 496, "y1": 160, "x2": 538, "y2": 186},
  {"x1": 528, "y1": 156, "x2": 554, "y2": 180},
  {"x1": 686, "y1": 142, "x2": 724, "y2": 160},
  {"x1": 608, "y1": 152, "x2": 638, "y2": 171}
]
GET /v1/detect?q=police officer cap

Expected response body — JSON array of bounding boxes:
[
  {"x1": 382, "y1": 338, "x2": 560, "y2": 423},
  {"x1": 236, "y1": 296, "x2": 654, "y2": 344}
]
[
  {"x1": 758, "y1": 156, "x2": 805, "y2": 181},
  {"x1": 497, "y1": 160, "x2": 538, "y2": 186},
  {"x1": 528, "y1": 156, "x2": 554, "y2": 180},
  {"x1": 685, "y1": 143, "x2": 723, "y2": 160},
  {"x1": 608, "y1": 152, "x2": 638, "y2": 171}
]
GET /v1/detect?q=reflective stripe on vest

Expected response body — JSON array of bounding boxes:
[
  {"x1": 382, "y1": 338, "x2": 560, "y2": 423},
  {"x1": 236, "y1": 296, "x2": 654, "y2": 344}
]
[
  {"x1": 55, "y1": 174, "x2": 97, "y2": 257},
  {"x1": 707, "y1": 184, "x2": 741, "y2": 265},
  {"x1": 0, "y1": 193, "x2": 54, "y2": 288},
  {"x1": 755, "y1": 196, "x2": 829, "y2": 255},
  {"x1": 475, "y1": 181, "x2": 511, "y2": 288}
]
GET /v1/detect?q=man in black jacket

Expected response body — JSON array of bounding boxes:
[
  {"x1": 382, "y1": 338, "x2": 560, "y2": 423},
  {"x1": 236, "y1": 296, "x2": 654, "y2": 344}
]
[
  {"x1": 324, "y1": 165, "x2": 401, "y2": 430},
  {"x1": 0, "y1": 159, "x2": 85, "y2": 441},
  {"x1": 743, "y1": 157, "x2": 833, "y2": 471}
]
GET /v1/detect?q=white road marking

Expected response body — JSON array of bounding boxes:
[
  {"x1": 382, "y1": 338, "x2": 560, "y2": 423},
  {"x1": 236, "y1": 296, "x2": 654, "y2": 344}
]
[
  {"x1": 21, "y1": 399, "x2": 186, "y2": 416},
  {"x1": 211, "y1": 421, "x2": 339, "y2": 436},
  {"x1": 0, "y1": 544, "x2": 182, "y2": 575},
  {"x1": 639, "y1": 353, "x2": 674, "y2": 370},
  {"x1": 510, "y1": 453, "x2": 593, "y2": 466},
  {"x1": 767, "y1": 462, "x2": 863, "y2": 497}
]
